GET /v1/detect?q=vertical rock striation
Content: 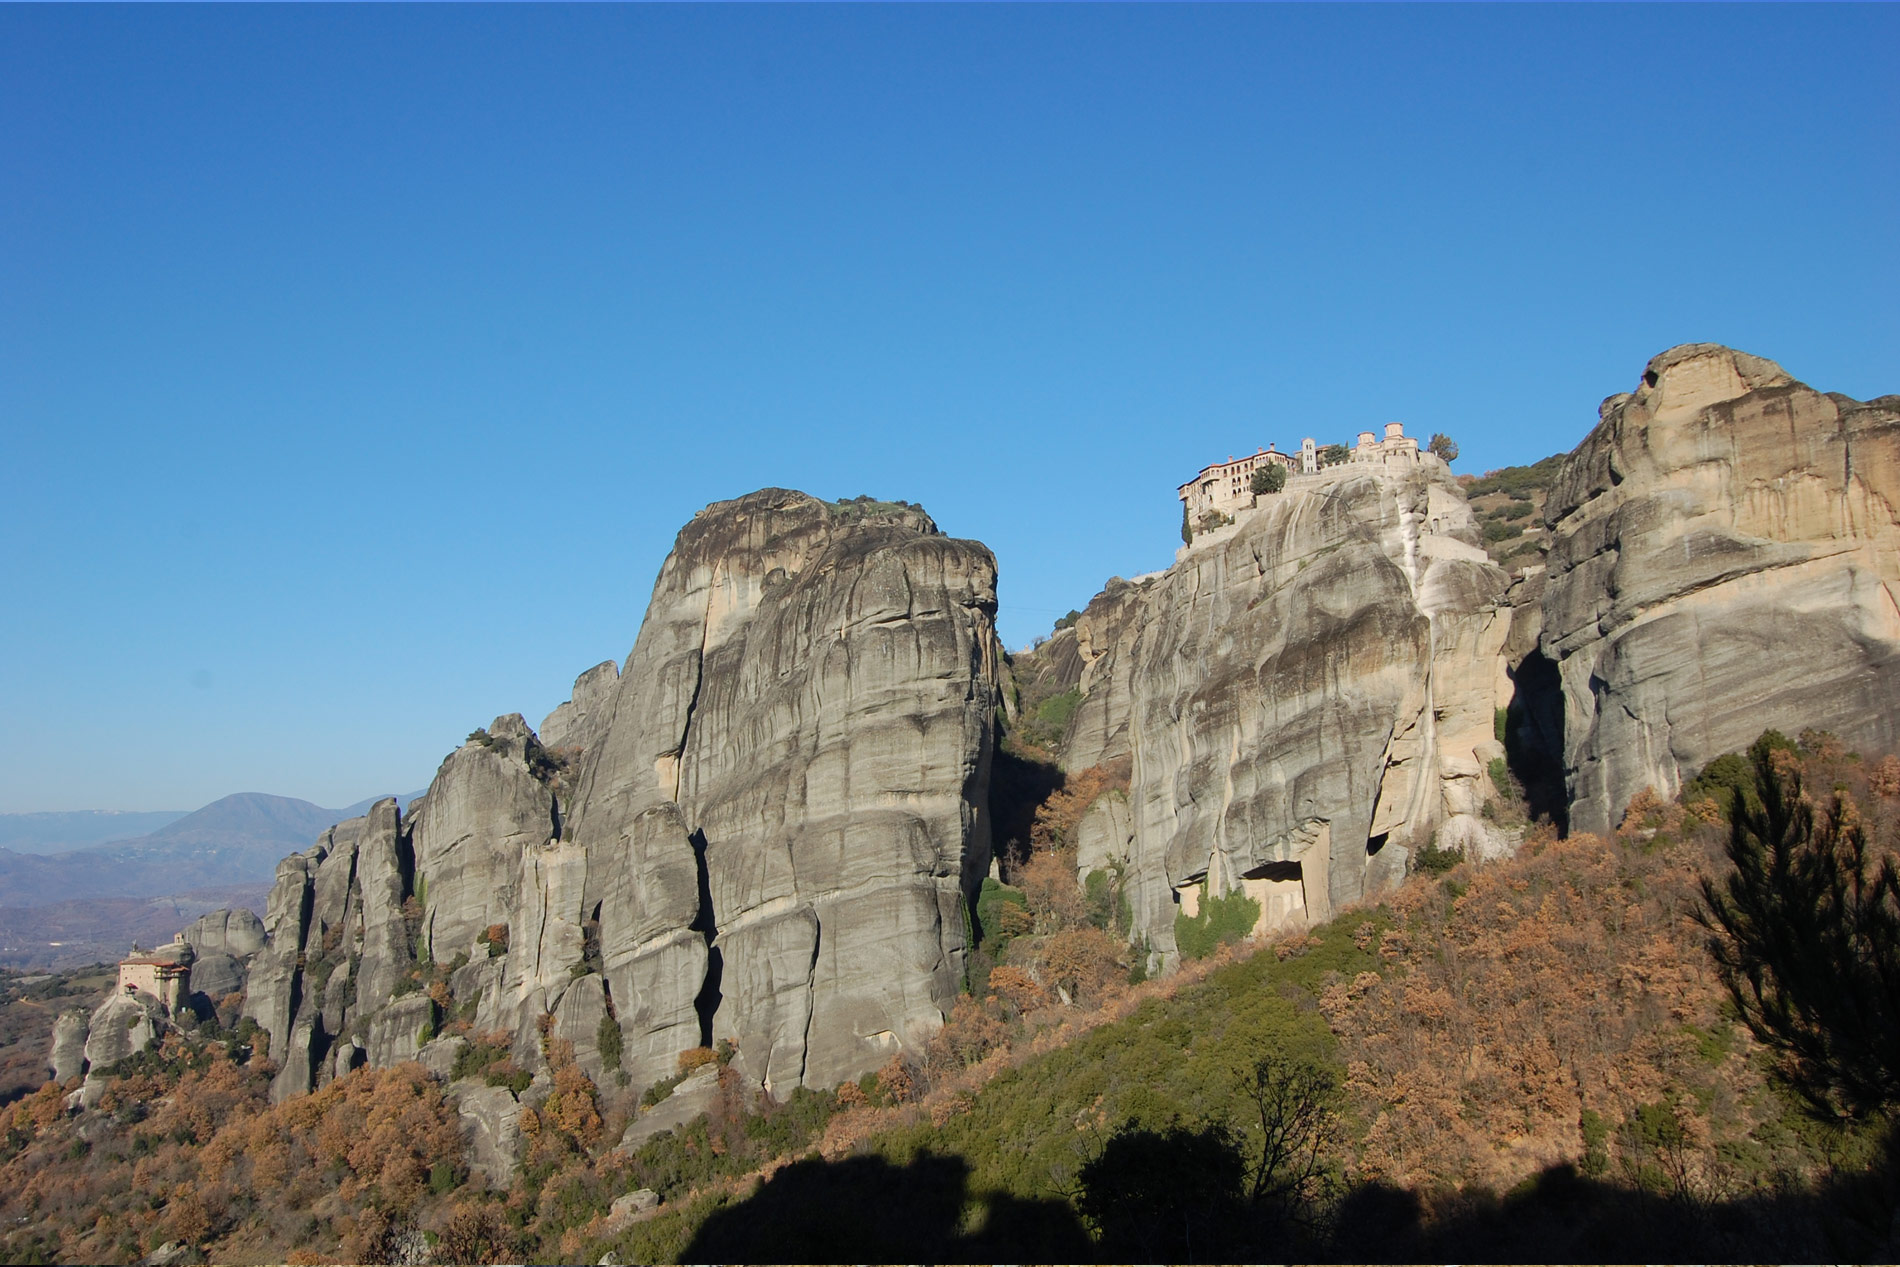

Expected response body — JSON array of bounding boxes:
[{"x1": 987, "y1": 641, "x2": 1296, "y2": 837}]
[
  {"x1": 1056, "y1": 455, "x2": 1512, "y2": 967},
  {"x1": 1539, "y1": 344, "x2": 1900, "y2": 833},
  {"x1": 241, "y1": 489, "x2": 1003, "y2": 1104},
  {"x1": 567, "y1": 490, "x2": 1004, "y2": 1094}
]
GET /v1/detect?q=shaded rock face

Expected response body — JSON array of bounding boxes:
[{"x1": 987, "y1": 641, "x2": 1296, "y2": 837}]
[
  {"x1": 1056, "y1": 458, "x2": 1511, "y2": 966},
  {"x1": 568, "y1": 490, "x2": 1004, "y2": 1094},
  {"x1": 243, "y1": 489, "x2": 1002, "y2": 1103},
  {"x1": 1540, "y1": 345, "x2": 1900, "y2": 834},
  {"x1": 240, "y1": 799, "x2": 416, "y2": 1100}
]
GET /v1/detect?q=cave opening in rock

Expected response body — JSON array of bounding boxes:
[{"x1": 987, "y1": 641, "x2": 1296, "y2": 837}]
[{"x1": 1504, "y1": 649, "x2": 1568, "y2": 832}]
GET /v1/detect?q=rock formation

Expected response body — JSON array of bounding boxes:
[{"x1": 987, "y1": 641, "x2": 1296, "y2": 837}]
[
  {"x1": 566, "y1": 490, "x2": 1003, "y2": 1094},
  {"x1": 1536, "y1": 344, "x2": 1900, "y2": 833},
  {"x1": 1046, "y1": 452, "x2": 1513, "y2": 968},
  {"x1": 51, "y1": 344, "x2": 1890, "y2": 1191},
  {"x1": 237, "y1": 489, "x2": 1004, "y2": 1111}
]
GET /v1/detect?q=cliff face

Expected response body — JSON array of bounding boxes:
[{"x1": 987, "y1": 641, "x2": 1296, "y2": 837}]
[
  {"x1": 1540, "y1": 345, "x2": 1900, "y2": 834},
  {"x1": 1058, "y1": 456, "x2": 1512, "y2": 967},
  {"x1": 242, "y1": 490, "x2": 1003, "y2": 1102},
  {"x1": 566, "y1": 491, "x2": 1004, "y2": 1094}
]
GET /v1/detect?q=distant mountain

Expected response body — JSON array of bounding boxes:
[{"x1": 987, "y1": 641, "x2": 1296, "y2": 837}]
[
  {"x1": 0, "y1": 790, "x2": 424, "y2": 907},
  {"x1": 0, "y1": 810, "x2": 190, "y2": 855}
]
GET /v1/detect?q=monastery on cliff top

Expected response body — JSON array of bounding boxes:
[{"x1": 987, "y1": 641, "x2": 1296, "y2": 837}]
[{"x1": 1177, "y1": 421, "x2": 1426, "y2": 522}]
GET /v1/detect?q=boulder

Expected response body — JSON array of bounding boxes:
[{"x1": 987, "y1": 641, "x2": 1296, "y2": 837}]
[
  {"x1": 83, "y1": 992, "x2": 163, "y2": 1073},
  {"x1": 453, "y1": 1081, "x2": 524, "y2": 1187},
  {"x1": 48, "y1": 1008, "x2": 89, "y2": 1082},
  {"x1": 180, "y1": 907, "x2": 266, "y2": 958},
  {"x1": 618, "y1": 1063, "x2": 722, "y2": 1150},
  {"x1": 363, "y1": 993, "x2": 438, "y2": 1068},
  {"x1": 417, "y1": 1034, "x2": 467, "y2": 1082}
]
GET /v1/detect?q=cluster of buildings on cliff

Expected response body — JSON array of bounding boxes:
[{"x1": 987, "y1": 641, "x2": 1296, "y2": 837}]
[{"x1": 1177, "y1": 421, "x2": 1431, "y2": 524}]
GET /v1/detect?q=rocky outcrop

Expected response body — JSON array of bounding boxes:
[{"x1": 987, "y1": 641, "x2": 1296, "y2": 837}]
[
  {"x1": 454, "y1": 1082, "x2": 524, "y2": 1187},
  {"x1": 240, "y1": 800, "x2": 417, "y2": 1100},
  {"x1": 48, "y1": 1009, "x2": 89, "y2": 1082},
  {"x1": 410, "y1": 716, "x2": 556, "y2": 965},
  {"x1": 539, "y1": 661, "x2": 620, "y2": 753},
  {"x1": 239, "y1": 489, "x2": 1002, "y2": 1105},
  {"x1": 1052, "y1": 454, "x2": 1512, "y2": 967},
  {"x1": 82, "y1": 992, "x2": 165, "y2": 1073},
  {"x1": 181, "y1": 908, "x2": 266, "y2": 958},
  {"x1": 1539, "y1": 345, "x2": 1900, "y2": 833},
  {"x1": 179, "y1": 907, "x2": 266, "y2": 1004},
  {"x1": 567, "y1": 490, "x2": 1003, "y2": 1094}
]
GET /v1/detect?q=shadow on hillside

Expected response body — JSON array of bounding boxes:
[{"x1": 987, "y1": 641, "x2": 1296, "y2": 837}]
[
  {"x1": 682, "y1": 1124, "x2": 1900, "y2": 1263},
  {"x1": 681, "y1": 1152, "x2": 1093, "y2": 1261}
]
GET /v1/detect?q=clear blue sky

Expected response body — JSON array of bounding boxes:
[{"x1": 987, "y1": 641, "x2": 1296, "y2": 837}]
[{"x1": 3, "y1": 5, "x2": 1894, "y2": 813}]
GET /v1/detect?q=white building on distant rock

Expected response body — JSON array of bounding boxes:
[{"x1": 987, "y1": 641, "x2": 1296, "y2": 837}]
[
  {"x1": 1176, "y1": 445, "x2": 1298, "y2": 523},
  {"x1": 117, "y1": 940, "x2": 193, "y2": 1012},
  {"x1": 1178, "y1": 421, "x2": 1428, "y2": 524},
  {"x1": 1177, "y1": 422, "x2": 1438, "y2": 553}
]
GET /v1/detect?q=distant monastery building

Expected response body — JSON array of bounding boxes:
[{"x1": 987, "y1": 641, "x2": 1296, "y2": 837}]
[
  {"x1": 118, "y1": 940, "x2": 193, "y2": 1012},
  {"x1": 1178, "y1": 422, "x2": 1426, "y2": 524}
]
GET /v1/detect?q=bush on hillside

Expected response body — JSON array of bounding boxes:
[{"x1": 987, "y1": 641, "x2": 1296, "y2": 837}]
[{"x1": 1174, "y1": 883, "x2": 1261, "y2": 961}]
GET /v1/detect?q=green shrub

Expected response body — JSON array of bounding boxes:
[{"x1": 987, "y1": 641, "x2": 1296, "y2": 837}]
[
  {"x1": 598, "y1": 1014, "x2": 623, "y2": 1073},
  {"x1": 1482, "y1": 519, "x2": 1523, "y2": 543},
  {"x1": 1467, "y1": 453, "x2": 1566, "y2": 498},
  {"x1": 1412, "y1": 838, "x2": 1464, "y2": 876},
  {"x1": 1579, "y1": 1108, "x2": 1609, "y2": 1177},
  {"x1": 975, "y1": 877, "x2": 1029, "y2": 954},
  {"x1": 1488, "y1": 756, "x2": 1515, "y2": 799},
  {"x1": 1084, "y1": 868, "x2": 1133, "y2": 935},
  {"x1": 1173, "y1": 883, "x2": 1261, "y2": 961},
  {"x1": 1251, "y1": 464, "x2": 1286, "y2": 496},
  {"x1": 642, "y1": 1070, "x2": 688, "y2": 1108}
]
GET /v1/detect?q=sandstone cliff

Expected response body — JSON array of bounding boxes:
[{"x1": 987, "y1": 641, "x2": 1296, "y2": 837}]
[
  {"x1": 1537, "y1": 344, "x2": 1900, "y2": 834},
  {"x1": 1047, "y1": 452, "x2": 1513, "y2": 968},
  {"x1": 239, "y1": 490, "x2": 1004, "y2": 1108}
]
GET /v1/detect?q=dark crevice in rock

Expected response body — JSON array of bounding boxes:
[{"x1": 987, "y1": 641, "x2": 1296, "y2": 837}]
[
  {"x1": 797, "y1": 911, "x2": 821, "y2": 1087},
  {"x1": 1366, "y1": 832, "x2": 1389, "y2": 856},
  {"x1": 688, "y1": 829, "x2": 722, "y2": 1048},
  {"x1": 395, "y1": 821, "x2": 416, "y2": 902},
  {"x1": 1505, "y1": 649, "x2": 1569, "y2": 832}
]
